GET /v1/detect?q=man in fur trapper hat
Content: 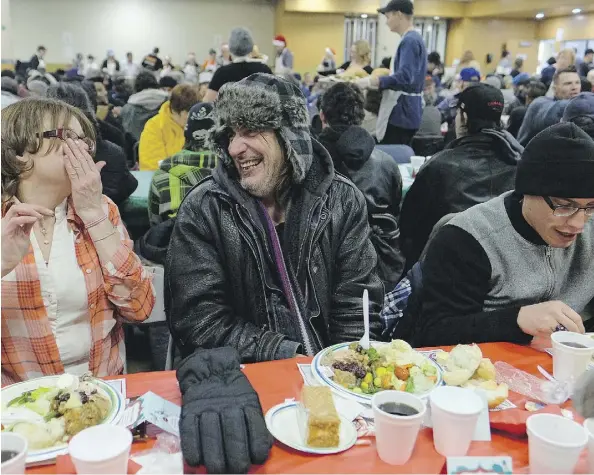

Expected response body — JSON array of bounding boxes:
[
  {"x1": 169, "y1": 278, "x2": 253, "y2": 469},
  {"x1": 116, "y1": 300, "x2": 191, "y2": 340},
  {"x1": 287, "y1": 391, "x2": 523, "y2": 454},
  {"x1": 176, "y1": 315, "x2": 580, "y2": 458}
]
[
  {"x1": 410, "y1": 122, "x2": 594, "y2": 348},
  {"x1": 166, "y1": 73, "x2": 383, "y2": 362}
]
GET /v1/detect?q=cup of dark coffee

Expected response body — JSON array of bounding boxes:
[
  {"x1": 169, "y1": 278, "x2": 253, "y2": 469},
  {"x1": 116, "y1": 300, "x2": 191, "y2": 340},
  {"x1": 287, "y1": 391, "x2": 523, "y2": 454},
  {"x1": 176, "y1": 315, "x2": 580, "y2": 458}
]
[
  {"x1": 371, "y1": 390, "x2": 426, "y2": 465},
  {"x1": 1, "y1": 432, "x2": 28, "y2": 474},
  {"x1": 551, "y1": 331, "x2": 594, "y2": 383}
]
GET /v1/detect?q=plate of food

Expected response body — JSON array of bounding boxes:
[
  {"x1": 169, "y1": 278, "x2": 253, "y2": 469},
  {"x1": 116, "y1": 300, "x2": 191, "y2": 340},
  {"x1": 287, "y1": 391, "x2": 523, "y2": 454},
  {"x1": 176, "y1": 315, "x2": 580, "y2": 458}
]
[
  {"x1": 1, "y1": 373, "x2": 125, "y2": 465},
  {"x1": 311, "y1": 340, "x2": 443, "y2": 405}
]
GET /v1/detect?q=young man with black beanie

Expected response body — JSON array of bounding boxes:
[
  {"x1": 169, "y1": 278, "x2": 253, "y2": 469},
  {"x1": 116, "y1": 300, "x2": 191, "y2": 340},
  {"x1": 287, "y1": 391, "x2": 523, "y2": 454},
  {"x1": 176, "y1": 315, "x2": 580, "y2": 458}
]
[{"x1": 410, "y1": 122, "x2": 594, "y2": 347}]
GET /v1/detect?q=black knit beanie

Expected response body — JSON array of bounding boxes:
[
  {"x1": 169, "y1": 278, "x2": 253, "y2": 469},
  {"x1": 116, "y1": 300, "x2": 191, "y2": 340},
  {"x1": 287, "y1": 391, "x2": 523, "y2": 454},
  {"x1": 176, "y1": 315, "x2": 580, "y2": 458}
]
[{"x1": 515, "y1": 122, "x2": 594, "y2": 198}]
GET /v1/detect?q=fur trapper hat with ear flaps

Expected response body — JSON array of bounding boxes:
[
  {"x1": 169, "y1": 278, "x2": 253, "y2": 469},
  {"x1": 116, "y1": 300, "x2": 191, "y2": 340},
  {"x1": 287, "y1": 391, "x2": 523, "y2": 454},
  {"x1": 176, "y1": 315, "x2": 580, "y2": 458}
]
[{"x1": 208, "y1": 73, "x2": 313, "y2": 184}]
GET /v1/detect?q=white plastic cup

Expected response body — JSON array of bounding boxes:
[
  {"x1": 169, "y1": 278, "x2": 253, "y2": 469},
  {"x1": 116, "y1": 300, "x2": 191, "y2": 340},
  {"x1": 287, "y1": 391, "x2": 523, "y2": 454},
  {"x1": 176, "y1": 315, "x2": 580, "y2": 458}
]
[
  {"x1": 371, "y1": 390, "x2": 427, "y2": 465},
  {"x1": 429, "y1": 386, "x2": 483, "y2": 456},
  {"x1": 69, "y1": 424, "x2": 133, "y2": 474},
  {"x1": 527, "y1": 413, "x2": 588, "y2": 474},
  {"x1": 584, "y1": 418, "x2": 594, "y2": 474},
  {"x1": 551, "y1": 331, "x2": 594, "y2": 383},
  {"x1": 410, "y1": 156, "x2": 426, "y2": 176},
  {"x1": 1, "y1": 432, "x2": 28, "y2": 474}
]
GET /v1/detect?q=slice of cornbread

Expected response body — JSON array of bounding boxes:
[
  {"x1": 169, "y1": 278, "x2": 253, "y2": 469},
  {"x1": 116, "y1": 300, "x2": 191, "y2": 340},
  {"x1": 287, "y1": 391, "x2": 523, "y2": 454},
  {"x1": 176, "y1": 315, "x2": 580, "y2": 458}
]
[{"x1": 301, "y1": 386, "x2": 341, "y2": 448}]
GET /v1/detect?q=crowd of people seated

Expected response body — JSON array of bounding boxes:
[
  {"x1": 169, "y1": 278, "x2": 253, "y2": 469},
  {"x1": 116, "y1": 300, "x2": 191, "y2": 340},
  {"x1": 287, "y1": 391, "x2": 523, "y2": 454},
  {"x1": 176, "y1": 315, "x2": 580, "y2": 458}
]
[{"x1": 1, "y1": 16, "x2": 593, "y2": 384}]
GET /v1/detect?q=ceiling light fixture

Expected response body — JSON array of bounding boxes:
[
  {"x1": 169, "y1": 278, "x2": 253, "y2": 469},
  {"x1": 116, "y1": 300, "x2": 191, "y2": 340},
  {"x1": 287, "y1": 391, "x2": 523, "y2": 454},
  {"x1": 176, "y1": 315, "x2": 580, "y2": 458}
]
[
  {"x1": 535, "y1": 12, "x2": 545, "y2": 19},
  {"x1": 361, "y1": 13, "x2": 368, "y2": 19},
  {"x1": 572, "y1": 8, "x2": 582, "y2": 14},
  {"x1": 434, "y1": 16, "x2": 440, "y2": 20}
]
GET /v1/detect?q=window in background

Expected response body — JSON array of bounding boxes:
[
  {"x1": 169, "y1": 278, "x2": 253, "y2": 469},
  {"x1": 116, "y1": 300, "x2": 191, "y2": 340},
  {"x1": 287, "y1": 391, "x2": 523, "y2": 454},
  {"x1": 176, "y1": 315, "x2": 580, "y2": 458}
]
[
  {"x1": 344, "y1": 16, "x2": 378, "y2": 67},
  {"x1": 414, "y1": 18, "x2": 447, "y2": 62}
]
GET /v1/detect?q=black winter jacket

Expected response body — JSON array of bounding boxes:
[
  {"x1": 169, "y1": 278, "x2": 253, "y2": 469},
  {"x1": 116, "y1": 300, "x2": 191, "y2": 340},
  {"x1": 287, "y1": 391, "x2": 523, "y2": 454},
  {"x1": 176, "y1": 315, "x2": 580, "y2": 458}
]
[
  {"x1": 318, "y1": 125, "x2": 405, "y2": 289},
  {"x1": 96, "y1": 139, "x2": 138, "y2": 205},
  {"x1": 399, "y1": 128, "x2": 522, "y2": 271},
  {"x1": 165, "y1": 140, "x2": 383, "y2": 362}
]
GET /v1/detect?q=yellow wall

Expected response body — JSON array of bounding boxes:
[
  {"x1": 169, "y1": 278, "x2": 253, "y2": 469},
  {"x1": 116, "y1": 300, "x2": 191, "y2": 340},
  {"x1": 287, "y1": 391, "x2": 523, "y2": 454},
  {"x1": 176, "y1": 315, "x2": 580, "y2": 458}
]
[
  {"x1": 537, "y1": 14, "x2": 594, "y2": 40},
  {"x1": 445, "y1": 18, "x2": 539, "y2": 74},
  {"x1": 276, "y1": 11, "x2": 345, "y2": 74}
]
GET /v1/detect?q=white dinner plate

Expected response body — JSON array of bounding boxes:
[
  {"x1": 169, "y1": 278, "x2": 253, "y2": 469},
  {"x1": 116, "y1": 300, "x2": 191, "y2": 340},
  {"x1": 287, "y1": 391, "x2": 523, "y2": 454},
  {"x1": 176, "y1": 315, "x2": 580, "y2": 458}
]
[
  {"x1": 311, "y1": 341, "x2": 444, "y2": 405},
  {"x1": 1, "y1": 375, "x2": 125, "y2": 466},
  {"x1": 265, "y1": 401, "x2": 357, "y2": 455}
]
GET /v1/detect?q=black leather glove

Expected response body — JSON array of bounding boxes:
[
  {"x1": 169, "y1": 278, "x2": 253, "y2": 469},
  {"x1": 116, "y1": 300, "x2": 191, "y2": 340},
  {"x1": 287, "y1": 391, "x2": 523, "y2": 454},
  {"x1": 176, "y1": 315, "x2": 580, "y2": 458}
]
[{"x1": 176, "y1": 347, "x2": 272, "y2": 473}]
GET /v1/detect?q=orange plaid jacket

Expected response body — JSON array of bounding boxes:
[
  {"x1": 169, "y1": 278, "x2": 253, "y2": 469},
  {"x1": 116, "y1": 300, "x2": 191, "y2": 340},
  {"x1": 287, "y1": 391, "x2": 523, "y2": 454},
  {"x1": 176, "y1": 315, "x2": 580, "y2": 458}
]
[{"x1": 1, "y1": 196, "x2": 155, "y2": 384}]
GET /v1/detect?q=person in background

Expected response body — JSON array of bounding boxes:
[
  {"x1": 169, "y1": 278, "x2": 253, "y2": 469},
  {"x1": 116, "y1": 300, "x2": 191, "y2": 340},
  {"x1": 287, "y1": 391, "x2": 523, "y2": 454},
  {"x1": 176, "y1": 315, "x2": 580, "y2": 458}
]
[
  {"x1": 318, "y1": 82, "x2": 405, "y2": 287},
  {"x1": 400, "y1": 83, "x2": 522, "y2": 272},
  {"x1": 120, "y1": 71, "x2": 169, "y2": 143},
  {"x1": 82, "y1": 55, "x2": 99, "y2": 78},
  {"x1": 29, "y1": 46, "x2": 47, "y2": 72},
  {"x1": 123, "y1": 52, "x2": 139, "y2": 78},
  {"x1": 423, "y1": 74, "x2": 443, "y2": 107},
  {"x1": 497, "y1": 50, "x2": 512, "y2": 75},
  {"x1": 166, "y1": 73, "x2": 383, "y2": 362},
  {"x1": 562, "y1": 93, "x2": 594, "y2": 140},
  {"x1": 456, "y1": 50, "x2": 481, "y2": 73},
  {"x1": 101, "y1": 50, "x2": 120, "y2": 76},
  {"x1": 249, "y1": 45, "x2": 269, "y2": 64},
  {"x1": 147, "y1": 101, "x2": 218, "y2": 227},
  {"x1": 362, "y1": 88, "x2": 382, "y2": 136},
  {"x1": 1, "y1": 98, "x2": 155, "y2": 384},
  {"x1": 588, "y1": 69, "x2": 594, "y2": 91},
  {"x1": 510, "y1": 57, "x2": 524, "y2": 78},
  {"x1": 217, "y1": 44, "x2": 233, "y2": 68},
  {"x1": 203, "y1": 48, "x2": 217, "y2": 72},
  {"x1": 273, "y1": 34, "x2": 294, "y2": 75},
  {"x1": 546, "y1": 49, "x2": 576, "y2": 98},
  {"x1": 46, "y1": 83, "x2": 138, "y2": 205},
  {"x1": 410, "y1": 122, "x2": 594, "y2": 347},
  {"x1": 438, "y1": 67, "x2": 480, "y2": 126},
  {"x1": 1, "y1": 77, "x2": 21, "y2": 109},
  {"x1": 203, "y1": 27, "x2": 272, "y2": 102},
  {"x1": 580, "y1": 49, "x2": 594, "y2": 78},
  {"x1": 342, "y1": 40, "x2": 374, "y2": 75},
  {"x1": 142, "y1": 47, "x2": 164, "y2": 72},
  {"x1": 79, "y1": 80, "x2": 125, "y2": 150},
  {"x1": 317, "y1": 47, "x2": 337, "y2": 74},
  {"x1": 159, "y1": 75, "x2": 178, "y2": 93},
  {"x1": 357, "y1": 0, "x2": 426, "y2": 145},
  {"x1": 507, "y1": 80, "x2": 547, "y2": 138},
  {"x1": 183, "y1": 53, "x2": 199, "y2": 84},
  {"x1": 582, "y1": 77, "x2": 592, "y2": 93},
  {"x1": 518, "y1": 66, "x2": 581, "y2": 146},
  {"x1": 109, "y1": 75, "x2": 132, "y2": 107},
  {"x1": 198, "y1": 71, "x2": 212, "y2": 98},
  {"x1": 139, "y1": 84, "x2": 200, "y2": 170},
  {"x1": 500, "y1": 74, "x2": 517, "y2": 112},
  {"x1": 159, "y1": 56, "x2": 174, "y2": 78},
  {"x1": 72, "y1": 53, "x2": 84, "y2": 73},
  {"x1": 540, "y1": 56, "x2": 557, "y2": 89},
  {"x1": 427, "y1": 51, "x2": 444, "y2": 85}
]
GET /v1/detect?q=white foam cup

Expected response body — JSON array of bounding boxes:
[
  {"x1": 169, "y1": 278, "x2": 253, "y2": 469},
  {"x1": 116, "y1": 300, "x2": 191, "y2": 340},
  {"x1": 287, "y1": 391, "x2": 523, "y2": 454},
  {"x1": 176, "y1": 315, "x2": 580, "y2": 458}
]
[
  {"x1": 1, "y1": 432, "x2": 28, "y2": 474},
  {"x1": 69, "y1": 424, "x2": 132, "y2": 474},
  {"x1": 429, "y1": 386, "x2": 482, "y2": 456},
  {"x1": 551, "y1": 331, "x2": 594, "y2": 383},
  {"x1": 527, "y1": 413, "x2": 588, "y2": 474},
  {"x1": 371, "y1": 390, "x2": 426, "y2": 465},
  {"x1": 584, "y1": 418, "x2": 594, "y2": 474}
]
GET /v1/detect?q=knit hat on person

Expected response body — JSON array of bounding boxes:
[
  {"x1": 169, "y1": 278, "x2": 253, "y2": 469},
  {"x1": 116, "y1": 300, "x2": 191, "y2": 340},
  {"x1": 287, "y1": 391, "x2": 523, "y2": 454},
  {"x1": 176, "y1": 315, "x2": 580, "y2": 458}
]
[
  {"x1": 185, "y1": 102, "x2": 214, "y2": 147},
  {"x1": 159, "y1": 75, "x2": 178, "y2": 89},
  {"x1": 27, "y1": 79, "x2": 49, "y2": 96},
  {"x1": 1, "y1": 77, "x2": 18, "y2": 95},
  {"x1": 512, "y1": 72, "x2": 531, "y2": 87},
  {"x1": 229, "y1": 27, "x2": 254, "y2": 57},
  {"x1": 208, "y1": 73, "x2": 313, "y2": 184},
  {"x1": 515, "y1": 122, "x2": 594, "y2": 198},
  {"x1": 562, "y1": 92, "x2": 594, "y2": 122}
]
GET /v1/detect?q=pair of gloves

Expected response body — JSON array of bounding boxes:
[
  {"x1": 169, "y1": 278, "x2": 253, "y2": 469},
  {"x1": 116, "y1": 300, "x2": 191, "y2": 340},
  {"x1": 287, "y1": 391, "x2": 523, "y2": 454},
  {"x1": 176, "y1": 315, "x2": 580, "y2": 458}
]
[{"x1": 177, "y1": 347, "x2": 272, "y2": 474}]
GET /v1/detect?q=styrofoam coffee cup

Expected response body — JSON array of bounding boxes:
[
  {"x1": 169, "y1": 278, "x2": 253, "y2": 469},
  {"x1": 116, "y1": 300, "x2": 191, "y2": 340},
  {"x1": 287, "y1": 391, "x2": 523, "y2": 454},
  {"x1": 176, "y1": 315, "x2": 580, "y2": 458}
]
[
  {"x1": 551, "y1": 331, "x2": 594, "y2": 383},
  {"x1": 429, "y1": 386, "x2": 482, "y2": 456},
  {"x1": 527, "y1": 413, "x2": 588, "y2": 474},
  {"x1": 1, "y1": 432, "x2": 28, "y2": 474},
  {"x1": 584, "y1": 418, "x2": 594, "y2": 474},
  {"x1": 69, "y1": 424, "x2": 132, "y2": 474},
  {"x1": 371, "y1": 390, "x2": 426, "y2": 465}
]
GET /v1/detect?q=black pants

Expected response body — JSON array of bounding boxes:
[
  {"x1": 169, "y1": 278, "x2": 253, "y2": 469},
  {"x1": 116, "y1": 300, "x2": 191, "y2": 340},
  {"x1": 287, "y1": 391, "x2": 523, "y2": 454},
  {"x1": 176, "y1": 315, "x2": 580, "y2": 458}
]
[{"x1": 381, "y1": 124, "x2": 417, "y2": 146}]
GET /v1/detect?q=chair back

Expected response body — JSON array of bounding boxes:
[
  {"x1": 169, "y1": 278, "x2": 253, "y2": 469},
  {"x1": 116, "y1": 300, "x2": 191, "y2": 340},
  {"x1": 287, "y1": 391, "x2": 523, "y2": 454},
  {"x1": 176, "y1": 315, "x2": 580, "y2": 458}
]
[{"x1": 374, "y1": 144, "x2": 414, "y2": 164}]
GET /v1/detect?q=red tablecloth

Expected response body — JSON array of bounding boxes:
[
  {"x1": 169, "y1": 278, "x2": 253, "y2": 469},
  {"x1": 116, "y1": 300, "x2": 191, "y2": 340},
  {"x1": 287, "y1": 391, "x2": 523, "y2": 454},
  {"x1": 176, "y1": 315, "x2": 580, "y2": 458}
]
[{"x1": 25, "y1": 341, "x2": 590, "y2": 474}]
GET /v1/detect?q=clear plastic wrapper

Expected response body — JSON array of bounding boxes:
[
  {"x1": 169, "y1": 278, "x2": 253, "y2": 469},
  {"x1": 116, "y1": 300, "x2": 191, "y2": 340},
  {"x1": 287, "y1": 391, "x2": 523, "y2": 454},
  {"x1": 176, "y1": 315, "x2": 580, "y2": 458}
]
[
  {"x1": 131, "y1": 433, "x2": 183, "y2": 474},
  {"x1": 494, "y1": 361, "x2": 571, "y2": 404}
]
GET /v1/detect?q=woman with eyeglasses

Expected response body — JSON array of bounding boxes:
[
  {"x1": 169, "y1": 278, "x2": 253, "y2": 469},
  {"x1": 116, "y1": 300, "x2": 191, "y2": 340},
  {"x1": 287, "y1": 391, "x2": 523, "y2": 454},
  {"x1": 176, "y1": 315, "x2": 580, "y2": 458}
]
[{"x1": 1, "y1": 97, "x2": 155, "y2": 384}]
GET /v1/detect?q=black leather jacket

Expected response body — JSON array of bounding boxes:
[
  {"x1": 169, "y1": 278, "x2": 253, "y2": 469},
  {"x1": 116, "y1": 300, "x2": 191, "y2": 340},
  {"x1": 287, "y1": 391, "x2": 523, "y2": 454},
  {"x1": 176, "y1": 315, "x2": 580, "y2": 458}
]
[
  {"x1": 319, "y1": 125, "x2": 405, "y2": 289},
  {"x1": 165, "y1": 140, "x2": 383, "y2": 362}
]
